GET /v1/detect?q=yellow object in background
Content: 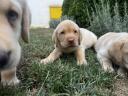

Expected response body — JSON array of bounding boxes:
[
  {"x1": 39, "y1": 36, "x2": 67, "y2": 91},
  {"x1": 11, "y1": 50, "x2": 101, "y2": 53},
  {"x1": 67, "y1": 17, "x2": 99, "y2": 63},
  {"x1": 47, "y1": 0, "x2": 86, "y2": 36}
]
[{"x1": 50, "y1": 6, "x2": 62, "y2": 19}]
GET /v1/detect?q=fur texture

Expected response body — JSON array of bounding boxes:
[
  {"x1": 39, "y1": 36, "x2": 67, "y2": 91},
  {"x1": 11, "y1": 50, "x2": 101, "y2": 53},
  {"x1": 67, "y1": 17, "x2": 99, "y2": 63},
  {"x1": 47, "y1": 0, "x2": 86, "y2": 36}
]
[
  {"x1": 0, "y1": 0, "x2": 31, "y2": 86},
  {"x1": 41, "y1": 20, "x2": 97, "y2": 65}
]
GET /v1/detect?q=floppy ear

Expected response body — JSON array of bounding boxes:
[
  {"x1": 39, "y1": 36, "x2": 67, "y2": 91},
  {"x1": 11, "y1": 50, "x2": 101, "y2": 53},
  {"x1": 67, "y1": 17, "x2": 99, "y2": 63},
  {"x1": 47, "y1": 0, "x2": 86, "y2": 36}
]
[
  {"x1": 21, "y1": 3, "x2": 31, "y2": 43},
  {"x1": 108, "y1": 41, "x2": 124, "y2": 64},
  {"x1": 52, "y1": 29, "x2": 60, "y2": 47}
]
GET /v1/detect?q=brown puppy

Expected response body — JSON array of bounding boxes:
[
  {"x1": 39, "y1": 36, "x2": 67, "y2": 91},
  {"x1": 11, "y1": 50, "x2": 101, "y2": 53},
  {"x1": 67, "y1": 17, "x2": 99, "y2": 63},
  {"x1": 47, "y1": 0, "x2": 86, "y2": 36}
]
[
  {"x1": 95, "y1": 32, "x2": 128, "y2": 76},
  {"x1": 41, "y1": 20, "x2": 97, "y2": 65},
  {"x1": 0, "y1": 0, "x2": 31, "y2": 86}
]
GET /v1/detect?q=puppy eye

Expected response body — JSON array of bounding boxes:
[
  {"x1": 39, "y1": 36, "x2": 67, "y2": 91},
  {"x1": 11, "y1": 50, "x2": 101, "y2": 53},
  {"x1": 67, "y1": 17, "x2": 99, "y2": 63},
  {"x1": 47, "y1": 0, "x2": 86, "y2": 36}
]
[
  {"x1": 74, "y1": 30, "x2": 77, "y2": 33},
  {"x1": 7, "y1": 10, "x2": 18, "y2": 21},
  {"x1": 60, "y1": 31, "x2": 65, "y2": 35}
]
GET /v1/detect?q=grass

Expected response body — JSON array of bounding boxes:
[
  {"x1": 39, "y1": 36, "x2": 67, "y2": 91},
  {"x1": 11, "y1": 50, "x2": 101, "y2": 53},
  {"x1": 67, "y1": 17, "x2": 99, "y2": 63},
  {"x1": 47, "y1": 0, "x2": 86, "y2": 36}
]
[{"x1": 0, "y1": 28, "x2": 116, "y2": 96}]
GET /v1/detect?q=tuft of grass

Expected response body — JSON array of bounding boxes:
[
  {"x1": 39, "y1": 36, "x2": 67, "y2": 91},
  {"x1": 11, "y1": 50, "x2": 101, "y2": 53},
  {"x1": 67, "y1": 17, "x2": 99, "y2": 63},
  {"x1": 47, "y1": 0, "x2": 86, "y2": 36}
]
[{"x1": 0, "y1": 28, "x2": 116, "y2": 96}]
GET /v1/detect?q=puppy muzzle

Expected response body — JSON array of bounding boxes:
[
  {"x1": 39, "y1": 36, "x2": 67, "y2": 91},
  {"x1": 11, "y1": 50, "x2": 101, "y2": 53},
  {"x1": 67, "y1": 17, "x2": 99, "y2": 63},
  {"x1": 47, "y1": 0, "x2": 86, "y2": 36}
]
[{"x1": 0, "y1": 51, "x2": 11, "y2": 70}]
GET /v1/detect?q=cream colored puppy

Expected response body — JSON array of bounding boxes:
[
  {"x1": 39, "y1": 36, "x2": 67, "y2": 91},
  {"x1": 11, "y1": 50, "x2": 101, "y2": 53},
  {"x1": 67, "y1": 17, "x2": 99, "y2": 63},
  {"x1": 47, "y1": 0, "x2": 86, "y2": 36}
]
[
  {"x1": 41, "y1": 20, "x2": 97, "y2": 65},
  {"x1": 0, "y1": 0, "x2": 31, "y2": 86},
  {"x1": 95, "y1": 32, "x2": 128, "y2": 76}
]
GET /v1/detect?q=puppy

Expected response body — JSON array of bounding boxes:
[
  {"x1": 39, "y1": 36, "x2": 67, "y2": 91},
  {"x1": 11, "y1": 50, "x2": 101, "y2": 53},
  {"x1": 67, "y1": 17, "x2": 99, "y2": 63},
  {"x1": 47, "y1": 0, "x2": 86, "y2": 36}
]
[
  {"x1": 41, "y1": 20, "x2": 97, "y2": 65},
  {"x1": 95, "y1": 32, "x2": 128, "y2": 76},
  {"x1": 0, "y1": 0, "x2": 31, "y2": 86}
]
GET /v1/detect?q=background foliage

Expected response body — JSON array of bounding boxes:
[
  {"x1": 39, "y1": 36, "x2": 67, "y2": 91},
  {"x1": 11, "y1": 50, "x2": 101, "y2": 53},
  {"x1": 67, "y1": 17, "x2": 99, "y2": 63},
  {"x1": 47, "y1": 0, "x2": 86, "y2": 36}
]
[{"x1": 62, "y1": 0, "x2": 128, "y2": 34}]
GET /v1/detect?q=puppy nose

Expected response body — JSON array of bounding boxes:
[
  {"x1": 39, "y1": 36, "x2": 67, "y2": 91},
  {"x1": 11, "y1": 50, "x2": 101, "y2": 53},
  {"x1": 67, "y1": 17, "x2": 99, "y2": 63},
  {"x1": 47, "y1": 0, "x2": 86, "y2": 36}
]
[
  {"x1": 0, "y1": 51, "x2": 10, "y2": 68},
  {"x1": 68, "y1": 38, "x2": 74, "y2": 43}
]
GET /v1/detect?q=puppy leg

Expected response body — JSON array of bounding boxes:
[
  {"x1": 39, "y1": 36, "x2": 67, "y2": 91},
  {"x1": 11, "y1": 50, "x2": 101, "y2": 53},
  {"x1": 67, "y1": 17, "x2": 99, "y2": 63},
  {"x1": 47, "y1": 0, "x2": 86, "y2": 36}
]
[
  {"x1": 40, "y1": 48, "x2": 62, "y2": 64},
  {"x1": 76, "y1": 47, "x2": 87, "y2": 65},
  {"x1": 1, "y1": 67, "x2": 20, "y2": 86},
  {"x1": 97, "y1": 54, "x2": 114, "y2": 73}
]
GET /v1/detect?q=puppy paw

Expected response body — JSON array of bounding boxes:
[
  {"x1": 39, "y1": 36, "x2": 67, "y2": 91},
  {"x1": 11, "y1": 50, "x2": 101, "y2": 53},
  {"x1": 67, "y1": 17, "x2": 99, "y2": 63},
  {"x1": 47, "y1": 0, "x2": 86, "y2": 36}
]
[
  {"x1": 40, "y1": 58, "x2": 49, "y2": 65},
  {"x1": 77, "y1": 59, "x2": 88, "y2": 66},
  {"x1": 1, "y1": 77, "x2": 20, "y2": 86},
  {"x1": 103, "y1": 65, "x2": 114, "y2": 73}
]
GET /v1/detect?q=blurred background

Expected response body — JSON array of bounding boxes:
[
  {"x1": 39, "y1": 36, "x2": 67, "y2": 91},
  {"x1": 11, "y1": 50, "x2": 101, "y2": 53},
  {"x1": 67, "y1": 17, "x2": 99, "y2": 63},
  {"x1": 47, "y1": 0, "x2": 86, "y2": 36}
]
[
  {"x1": 27, "y1": 0, "x2": 64, "y2": 28},
  {"x1": 27, "y1": 0, "x2": 128, "y2": 37}
]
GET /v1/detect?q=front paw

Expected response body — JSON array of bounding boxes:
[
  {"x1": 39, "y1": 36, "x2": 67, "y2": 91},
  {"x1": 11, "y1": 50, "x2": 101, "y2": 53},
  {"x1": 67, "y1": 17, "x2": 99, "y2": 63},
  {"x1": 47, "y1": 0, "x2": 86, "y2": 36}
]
[
  {"x1": 77, "y1": 59, "x2": 88, "y2": 66},
  {"x1": 102, "y1": 65, "x2": 114, "y2": 73},
  {"x1": 1, "y1": 77, "x2": 20, "y2": 86},
  {"x1": 40, "y1": 58, "x2": 49, "y2": 65}
]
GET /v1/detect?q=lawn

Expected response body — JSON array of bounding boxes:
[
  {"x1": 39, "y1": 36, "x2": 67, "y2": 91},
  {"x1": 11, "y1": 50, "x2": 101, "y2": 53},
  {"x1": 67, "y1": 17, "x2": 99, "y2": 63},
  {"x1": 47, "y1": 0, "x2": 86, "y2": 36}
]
[{"x1": 0, "y1": 28, "x2": 119, "y2": 96}]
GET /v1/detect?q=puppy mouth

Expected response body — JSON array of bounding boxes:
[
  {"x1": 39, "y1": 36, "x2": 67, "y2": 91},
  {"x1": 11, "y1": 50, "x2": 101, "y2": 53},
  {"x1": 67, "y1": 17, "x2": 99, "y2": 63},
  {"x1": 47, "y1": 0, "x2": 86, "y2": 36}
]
[
  {"x1": 60, "y1": 42, "x2": 79, "y2": 48},
  {"x1": 68, "y1": 44, "x2": 77, "y2": 47},
  {"x1": 65, "y1": 43, "x2": 79, "y2": 48}
]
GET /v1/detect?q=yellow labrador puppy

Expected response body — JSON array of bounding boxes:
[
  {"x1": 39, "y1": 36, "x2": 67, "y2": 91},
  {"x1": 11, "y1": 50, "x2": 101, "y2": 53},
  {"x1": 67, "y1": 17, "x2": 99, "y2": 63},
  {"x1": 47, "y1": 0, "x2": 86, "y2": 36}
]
[
  {"x1": 41, "y1": 20, "x2": 97, "y2": 65},
  {"x1": 0, "y1": 0, "x2": 31, "y2": 86},
  {"x1": 95, "y1": 32, "x2": 128, "y2": 76}
]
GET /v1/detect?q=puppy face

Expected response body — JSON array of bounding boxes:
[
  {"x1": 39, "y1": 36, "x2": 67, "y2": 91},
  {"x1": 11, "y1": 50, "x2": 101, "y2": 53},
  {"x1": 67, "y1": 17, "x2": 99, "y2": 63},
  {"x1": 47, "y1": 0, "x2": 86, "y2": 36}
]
[
  {"x1": 53, "y1": 20, "x2": 81, "y2": 48},
  {"x1": 0, "y1": 0, "x2": 30, "y2": 70}
]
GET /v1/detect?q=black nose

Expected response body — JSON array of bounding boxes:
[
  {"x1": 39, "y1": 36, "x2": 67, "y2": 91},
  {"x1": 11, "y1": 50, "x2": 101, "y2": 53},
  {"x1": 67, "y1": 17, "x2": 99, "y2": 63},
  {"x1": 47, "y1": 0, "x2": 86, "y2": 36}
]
[{"x1": 0, "y1": 51, "x2": 10, "y2": 68}]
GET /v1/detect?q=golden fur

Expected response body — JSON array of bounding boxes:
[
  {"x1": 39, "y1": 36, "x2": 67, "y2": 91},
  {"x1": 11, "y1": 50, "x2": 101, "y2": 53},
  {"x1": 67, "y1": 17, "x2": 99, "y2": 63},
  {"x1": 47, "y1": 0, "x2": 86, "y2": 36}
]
[
  {"x1": 41, "y1": 20, "x2": 97, "y2": 65},
  {"x1": 95, "y1": 32, "x2": 128, "y2": 76},
  {"x1": 0, "y1": 0, "x2": 31, "y2": 86}
]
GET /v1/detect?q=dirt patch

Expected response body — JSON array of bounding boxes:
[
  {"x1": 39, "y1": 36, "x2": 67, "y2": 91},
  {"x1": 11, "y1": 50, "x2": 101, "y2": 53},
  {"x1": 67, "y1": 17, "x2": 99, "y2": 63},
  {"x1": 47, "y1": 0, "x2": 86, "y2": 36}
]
[{"x1": 113, "y1": 78, "x2": 128, "y2": 96}]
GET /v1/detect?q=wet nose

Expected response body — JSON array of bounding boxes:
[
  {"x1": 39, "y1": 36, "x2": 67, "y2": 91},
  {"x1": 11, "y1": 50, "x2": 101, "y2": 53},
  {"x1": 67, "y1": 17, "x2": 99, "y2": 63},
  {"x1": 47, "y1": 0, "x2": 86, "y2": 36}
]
[{"x1": 0, "y1": 51, "x2": 10, "y2": 68}]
